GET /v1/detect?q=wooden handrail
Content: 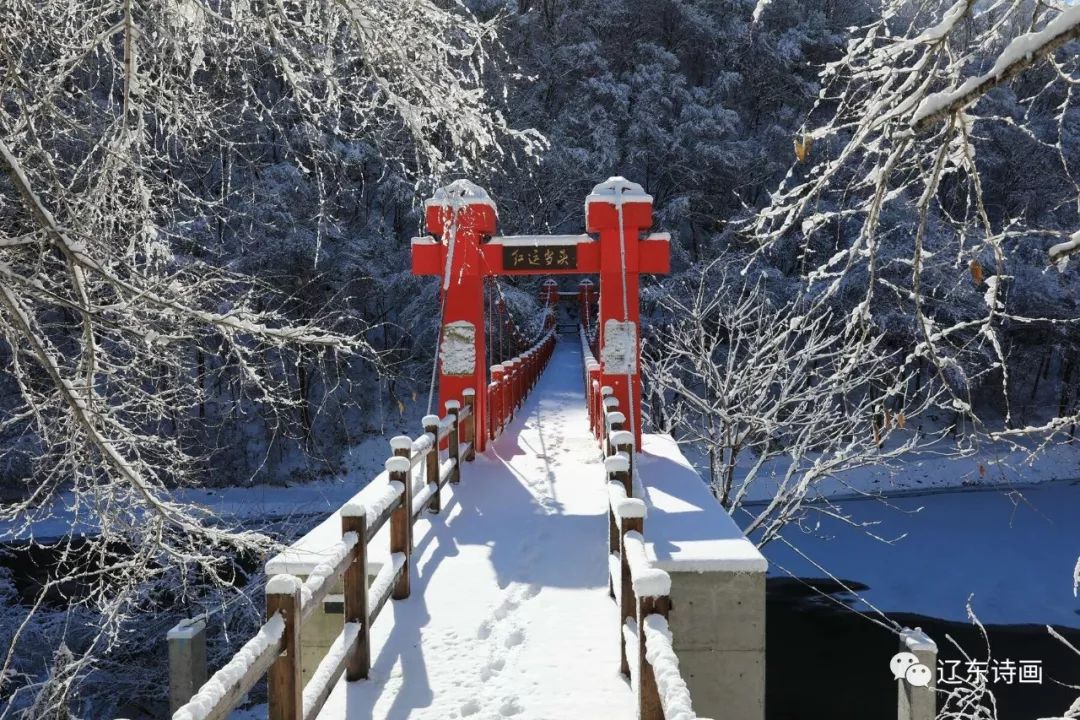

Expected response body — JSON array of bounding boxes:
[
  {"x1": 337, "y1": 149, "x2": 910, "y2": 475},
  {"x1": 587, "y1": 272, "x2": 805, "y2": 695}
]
[
  {"x1": 599, "y1": 376, "x2": 708, "y2": 720},
  {"x1": 170, "y1": 329, "x2": 560, "y2": 720}
]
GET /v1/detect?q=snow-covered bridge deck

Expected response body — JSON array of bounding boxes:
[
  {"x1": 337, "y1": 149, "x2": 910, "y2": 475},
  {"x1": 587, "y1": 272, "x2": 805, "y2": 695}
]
[{"x1": 315, "y1": 340, "x2": 634, "y2": 719}]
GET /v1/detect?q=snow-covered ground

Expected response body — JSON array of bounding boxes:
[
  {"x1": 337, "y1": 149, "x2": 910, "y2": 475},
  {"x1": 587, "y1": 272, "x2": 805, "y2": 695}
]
[
  {"x1": 312, "y1": 339, "x2": 633, "y2": 720},
  {"x1": 676, "y1": 433, "x2": 1080, "y2": 505},
  {"x1": 757, "y1": 480, "x2": 1080, "y2": 628}
]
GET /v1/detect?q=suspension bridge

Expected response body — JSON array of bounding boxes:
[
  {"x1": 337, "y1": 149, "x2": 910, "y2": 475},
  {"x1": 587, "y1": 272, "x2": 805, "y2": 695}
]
[{"x1": 164, "y1": 178, "x2": 774, "y2": 720}]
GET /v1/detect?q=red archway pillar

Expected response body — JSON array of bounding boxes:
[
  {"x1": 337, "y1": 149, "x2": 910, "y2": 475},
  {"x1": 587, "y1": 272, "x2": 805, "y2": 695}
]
[
  {"x1": 420, "y1": 181, "x2": 496, "y2": 451},
  {"x1": 586, "y1": 178, "x2": 654, "y2": 449}
]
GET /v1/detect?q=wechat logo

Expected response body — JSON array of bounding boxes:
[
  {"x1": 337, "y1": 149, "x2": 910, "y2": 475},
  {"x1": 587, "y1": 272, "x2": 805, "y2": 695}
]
[{"x1": 891, "y1": 651, "x2": 932, "y2": 688}]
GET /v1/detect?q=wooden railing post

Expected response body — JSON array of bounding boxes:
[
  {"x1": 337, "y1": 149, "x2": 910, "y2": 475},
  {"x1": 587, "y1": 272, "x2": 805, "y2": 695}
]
[
  {"x1": 423, "y1": 415, "x2": 441, "y2": 512},
  {"x1": 462, "y1": 388, "x2": 477, "y2": 460},
  {"x1": 607, "y1": 411, "x2": 625, "y2": 457},
  {"x1": 638, "y1": 593, "x2": 670, "y2": 720},
  {"x1": 387, "y1": 453, "x2": 412, "y2": 599},
  {"x1": 619, "y1": 513, "x2": 643, "y2": 678},
  {"x1": 446, "y1": 400, "x2": 461, "y2": 483},
  {"x1": 603, "y1": 397, "x2": 620, "y2": 454},
  {"x1": 606, "y1": 455, "x2": 630, "y2": 557},
  {"x1": 266, "y1": 575, "x2": 303, "y2": 720},
  {"x1": 609, "y1": 445, "x2": 632, "y2": 498},
  {"x1": 612, "y1": 430, "x2": 635, "y2": 485},
  {"x1": 600, "y1": 385, "x2": 614, "y2": 449},
  {"x1": 167, "y1": 618, "x2": 207, "y2": 714},
  {"x1": 341, "y1": 503, "x2": 369, "y2": 681}
]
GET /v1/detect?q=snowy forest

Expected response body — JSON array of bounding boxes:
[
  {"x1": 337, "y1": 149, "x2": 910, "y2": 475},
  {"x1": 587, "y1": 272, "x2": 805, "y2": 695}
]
[{"x1": 0, "y1": 0, "x2": 1078, "y2": 718}]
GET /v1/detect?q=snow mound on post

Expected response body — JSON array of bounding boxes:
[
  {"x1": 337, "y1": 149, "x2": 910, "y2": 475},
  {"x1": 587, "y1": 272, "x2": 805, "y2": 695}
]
[
  {"x1": 901, "y1": 627, "x2": 937, "y2": 653},
  {"x1": 385, "y1": 457, "x2": 411, "y2": 474},
  {"x1": 425, "y1": 179, "x2": 496, "y2": 211},
  {"x1": 341, "y1": 501, "x2": 366, "y2": 519},
  {"x1": 586, "y1": 176, "x2": 652, "y2": 208},
  {"x1": 623, "y1": 531, "x2": 671, "y2": 597},
  {"x1": 610, "y1": 430, "x2": 634, "y2": 449},
  {"x1": 613, "y1": 496, "x2": 646, "y2": 521},
  {"x1": 605, "y1": 455, "x2": 629, "y2": 474},
  {"x1": 265, "y1": 574, "x2": 302, "y2": 596},
  {"x1": 390, "y1": 435, "x2": 412, "y2": 451}
]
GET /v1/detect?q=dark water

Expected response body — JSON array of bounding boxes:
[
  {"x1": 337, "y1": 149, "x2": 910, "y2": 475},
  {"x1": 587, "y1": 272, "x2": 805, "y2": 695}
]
[{"x1": 768, "y1": 578, "x2": 1080, "y2": 720}]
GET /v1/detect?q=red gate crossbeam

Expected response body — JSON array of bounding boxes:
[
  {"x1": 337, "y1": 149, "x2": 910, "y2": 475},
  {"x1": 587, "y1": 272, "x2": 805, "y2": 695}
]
[{"x1": 412, "y1": 234, "x2": 670, "y2": 277}]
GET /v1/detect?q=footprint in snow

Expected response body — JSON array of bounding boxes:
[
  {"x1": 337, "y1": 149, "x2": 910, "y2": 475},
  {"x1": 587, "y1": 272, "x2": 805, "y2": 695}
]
[
  {"x1": 504, "y1": 628, "x2": 525, "y2": 648},
  {"x1": 500, "y1": 698, "x2": 523, "y2": 716}
]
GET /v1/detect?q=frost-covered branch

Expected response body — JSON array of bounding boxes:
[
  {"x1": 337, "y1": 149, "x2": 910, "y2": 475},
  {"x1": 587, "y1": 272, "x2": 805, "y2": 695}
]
[
  {"x1": 0, "y1": 0, "x2": 538, "y2": 713},
  {"x1": 749, "y1": 0, "x2": 1080, "y2": 443},
  {"x1": 644, "y1": 258, "x2": 945, "y2": 545}
]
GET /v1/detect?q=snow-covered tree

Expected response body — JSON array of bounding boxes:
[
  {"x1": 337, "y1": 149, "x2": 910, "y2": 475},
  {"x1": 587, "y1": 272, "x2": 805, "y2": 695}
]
[
  {"x1": 644, "y1": 257, "x2": 943, "y2": 544},
  {"x1": 0, "y1": 0, "x2": 538, "y2": 714},
  {"x1": 749, "y1": 0, "x2": 1080, "y2": 442}
]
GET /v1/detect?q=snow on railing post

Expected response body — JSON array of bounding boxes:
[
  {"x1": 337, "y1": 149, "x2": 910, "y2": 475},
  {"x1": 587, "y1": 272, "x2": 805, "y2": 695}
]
[
  {"x1": 266, "y1": 575, "x2": 303, "y2": 720},
  {"x1": 341, "y1": 503, "x2": 369, "y2": 681},
  {"x1": 167, "y1": 618, "x2": 207, "y2": 715},
  {"x1": 638, "y1": 591, "x2": 671, "y2": 720},
  {"x1": 462, "y1": 388, "x2": 477, "y2": 460},
  {"x1": 387, "y1": 454, "x2": 412, "y2": 599},
  {"x1": 603, "y1": 396, "x2": 620, "y2": 455},
  {"x1": 607, "y1": 411, "x2": 626, "y2": 458},
  {"x1": 606, "y1": 454, "x2": 632, "y2": 555},
  {"x1": 619, "y1": 510, "x2": 643, "y2": 678},
  {"x1": 423, "y1": 415, "x2": 441, "y2": 513},
  {"x1": 446, "y1": 400, "x2": 461, "y2": 483},
  {"x1": 611, "y1": 430, "x2": 635, "y2": 484},
  {"x1": 600, "y1": 385, "x2": 615, "y2": 444}
]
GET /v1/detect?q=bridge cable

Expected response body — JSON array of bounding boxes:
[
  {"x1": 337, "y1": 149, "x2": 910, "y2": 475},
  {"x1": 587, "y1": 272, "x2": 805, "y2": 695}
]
[
  {"x1": 427, "y1": 203, "x2": 459, "y2": 415},
  {"x1": 614, "y1": 189, "x2": 637, "y2": 441}
]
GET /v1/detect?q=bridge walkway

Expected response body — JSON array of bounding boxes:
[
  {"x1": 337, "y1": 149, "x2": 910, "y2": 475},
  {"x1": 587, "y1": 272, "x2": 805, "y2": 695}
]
[{"x1": 316, "y1": 338, "x2": 633, "y2": 719}]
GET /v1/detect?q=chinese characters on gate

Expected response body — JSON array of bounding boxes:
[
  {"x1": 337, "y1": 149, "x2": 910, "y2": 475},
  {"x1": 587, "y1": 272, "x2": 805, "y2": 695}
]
[{"x1": 503, "y1": 245, "x2": 577, "y2": 271}]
